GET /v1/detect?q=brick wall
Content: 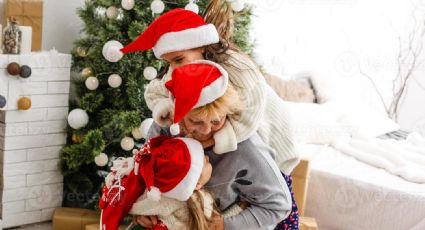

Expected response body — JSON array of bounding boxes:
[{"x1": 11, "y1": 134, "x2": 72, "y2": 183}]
[{"x1": 0, "y1": 52, "x2": 71, "y2": 228}]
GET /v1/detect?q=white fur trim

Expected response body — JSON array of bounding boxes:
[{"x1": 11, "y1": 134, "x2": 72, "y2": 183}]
[
  {"x1": 162, "y1": 138, "x2": 204, "y2": 201},
  {"x1": 190, "y1": 60, "x2": 229, "y2": 108},
  {"x1": 213, "y1": 120, "x2": 238, "y2": 154},
  {"x1": 152, "y1": 98, "x2": 174, "y2": 127},
  {"x1": 147, "y1": 186, "x2": 162, "y2": 201},
  {"x1": 170, "y1": 123, "x2": 180, "y2": 135},
  {"x1": 153, "y1": 24, "x2": 219, "y2": 59}
]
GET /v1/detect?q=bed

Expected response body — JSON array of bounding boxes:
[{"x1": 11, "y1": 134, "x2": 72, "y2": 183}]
[
  {"x1": 299, "y1": 143, "x2": 425, "y2": 230},
  {"x1": 266, "y1": 73, "x2": 425, "y2": 229}
]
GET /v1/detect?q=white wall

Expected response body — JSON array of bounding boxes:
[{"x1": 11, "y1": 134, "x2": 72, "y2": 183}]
[
  {"x1": 249, "y1": 0, "x2": 425, "y2": 133},
  {"x1": 0, "y1": 0, "x2": 85, "y2": 53}
]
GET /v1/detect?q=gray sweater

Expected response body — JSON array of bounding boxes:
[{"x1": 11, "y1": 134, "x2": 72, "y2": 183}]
[{"x1": 148, "y1": 123, "x2": 292, "y2": 230}]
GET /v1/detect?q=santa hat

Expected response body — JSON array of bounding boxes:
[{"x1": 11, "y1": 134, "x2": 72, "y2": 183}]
[
  {"x1": 135, "y1": 136, "x2": 205, "y2": 202},
  {"x1": 120, "y1": 8, "x2": 219, "y2": 59},
  {"x1": 164, "y1": 60, "x2": 229, "y2": 135}
]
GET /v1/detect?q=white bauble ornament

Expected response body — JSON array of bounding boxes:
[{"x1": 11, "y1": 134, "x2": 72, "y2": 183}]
[
  {"x1": 132, "y1": 127, "x2": 143, "y2": 139},
  {"x1": 231, "y1": 0, "x2": 245, "y2": 12},
  {"x1": 185, "y1": 3, "x2": 199, "y2": 14},
  {"x1": 85, "y1": 77, "x2": 99, "y2": 90},
  {"x1": 102, "y1": 40, "x2": 124, "y2": 62},
  {"x1": 140, "y1": 118, "x2": 154, "y2": 139},
  {"x1": 68, "y1": 109, "x2": 89, "y2": 129},
  {"x1": 95, "y1": 153, "x2": 109, "y2": 167},
  {"x1": 151, "y1": 0, "x2": 165, "y2": 14},
  {"x1": 108, "y1": 74, "x2": 122, "y2": 88},
  {"x1": 121, "y1": 0, "x2": 135, "y2": 10},
  {"x1": 106, "y1": 6, "x2": 119, "y2": 19},
  {"x1": 143, "y1": 66, "x2": 157, "y2": 80},
  {"x1": 120, "y1": 136, "x2": 135, "y2": 151}
]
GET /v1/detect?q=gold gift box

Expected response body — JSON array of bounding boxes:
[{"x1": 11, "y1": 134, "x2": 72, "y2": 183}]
[
  {"x1": 52, "y1": 207, "x2": 101, "y2": 230},
  {"x1": 85, "y1": 224, "x2": 128, "y2": 230}
]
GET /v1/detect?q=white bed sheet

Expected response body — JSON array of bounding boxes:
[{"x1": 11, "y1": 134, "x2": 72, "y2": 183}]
[{"x1": 299, "y1": 144, "x2": 425, "y2": 230}]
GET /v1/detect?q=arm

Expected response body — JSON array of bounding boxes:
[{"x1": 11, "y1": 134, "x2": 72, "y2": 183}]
[
  {"x1": 129, "y1": 194, "x2": 185, "y2": 216},
  {"x1": 221, "y1": 52, "x2": 268, "y2": 144},
  {"x1": 144, "y1": 69, "x2": 174, "y2": 127},
  {"x1": 223, "y1": 141, "x2": 292, "y2": 229}
]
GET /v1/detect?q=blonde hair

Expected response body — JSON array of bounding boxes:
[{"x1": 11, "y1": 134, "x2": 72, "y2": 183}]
[
  {"x1": 189, "y1": 84, "x2": 243, "y2": 120},
  {"x1": 187, "y1": 189, "x2": 222, "y2": 230}
]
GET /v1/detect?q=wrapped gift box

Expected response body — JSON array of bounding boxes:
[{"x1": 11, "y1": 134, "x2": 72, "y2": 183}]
[
  {"x1": 3, "y1": 0, "x2": 43, "y2": 51},
  {"x1": 85, "y1": 224, "x2": 128, "y2": 230},
  {"x1": 52, "y1": 208, "x2": 101, "y2": 230},
  {"x1": 300, "y1": 216, "x2": 319, "y2": 230},
  {"x1": 292, "y1": 159, "x2": 310, "y2": 216}
]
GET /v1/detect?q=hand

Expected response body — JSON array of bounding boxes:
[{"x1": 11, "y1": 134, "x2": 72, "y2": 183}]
[
  {"x1": 208, "y1": 211, "x2": 224, "y2": 230},
  {"x1": 153, "y1": 103, "x2": 174, "y2": 127},
  {"x1": 133, "y1": 215, "x2": 158, "y2": 228}
]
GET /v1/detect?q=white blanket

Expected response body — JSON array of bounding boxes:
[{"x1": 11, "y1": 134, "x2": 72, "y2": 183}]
[{"x1": 332, "y1": 132, "x2": 425, "y2": 184}]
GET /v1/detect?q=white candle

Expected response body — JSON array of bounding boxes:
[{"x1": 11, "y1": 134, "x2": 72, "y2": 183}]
[{"x1": 19, "y1": 26, "x2": 32, "y2": 54}]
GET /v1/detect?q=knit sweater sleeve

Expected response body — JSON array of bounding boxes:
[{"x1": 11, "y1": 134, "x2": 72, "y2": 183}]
[
  {"x1": 222, "y1": 135, "x2": 292, "y2": 229},
  {"x1": 144, "y1": 77, "x2": 170, "y2": 112},
  {"x1": 222, "y1": 51, "x2": 267, "y2": 143}
]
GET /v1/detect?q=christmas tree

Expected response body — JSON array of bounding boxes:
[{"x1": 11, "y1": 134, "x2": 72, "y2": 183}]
[{"x1": 60, "y1": 0, "x2": 253, "y2": 209}]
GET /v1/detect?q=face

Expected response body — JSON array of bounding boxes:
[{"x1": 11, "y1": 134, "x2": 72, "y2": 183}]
[
  {"x1": 196, "y1": 156, "x2": 213, "y2": 190},
  {"x1": 161, "y1": 48, "x2": 205, "y2": 69},
  {"x1": 181, "y1": 111, "x2": 227, "y2": 142}
]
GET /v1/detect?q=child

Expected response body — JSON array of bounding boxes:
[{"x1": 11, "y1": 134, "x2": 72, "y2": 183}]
[{"x1": 100, "y1": 135, "x2": 245, "y2": 230}]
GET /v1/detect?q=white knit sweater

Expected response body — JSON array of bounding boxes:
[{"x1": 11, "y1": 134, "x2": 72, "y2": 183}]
[{"x1": 144, "y1": 50, "x2": 300, "y2": 174}]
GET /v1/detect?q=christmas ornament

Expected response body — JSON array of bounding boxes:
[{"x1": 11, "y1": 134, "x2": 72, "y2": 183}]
[
  {"x1": 19, "y1": 65, "x2": 32, "y2": 78},
  {"x1": 102, "y1": 40, "x2": 124, "y2": 62},
  {"x1": 143, "y1": 66, "x2": 157, "y2": 80},
  {"x1": 77, "y1": 46, "x2": 88, "y2": 57},
  {"x1": 120, "y1": 136, "x2": 135, "y2": 151},
  {"x1": 121, "y1": 0, "x2": 135, "y2": 10},
  {"x1": 85, "y1": 76, "x2": 99, "y2": 90},
  {"x1": 72, "y1": 133, "x2": 83, "y2": 143},
  {"x1": 231, "y1": 0, "x2": 245, "y2": 12},
  {"x1": 17, "y1": 97, "x2": 31, "y2": 110},
  {"x1": 140, "y1": 118, "x2": 154, "y2": 139},
  {"x1": 185, "y1": 2, "x2": 199, "y2": 14},
  {"x1": 131, "y1": 127, "x2": 143, "y2": 139},
  {"x1": 108, "y1": 74, "x2": 122, "y2": 88},
  {"x1": 81, "y1": 67, "x2": 93, "y2": 78},
  {"x1": 95, "y1": 153, "x2": 109, "y2": 167},
  {"x1": 7, "y1": 62, "x2": 21, "y2": 75},
  {"x1": 0, "y1": 95, "x2": 7, "y2": 108},
  {"x1": 106, "y1": 6, "x2": 119, "y2": 19},
  {"x1": 68, "y1": 108, "x2": 89, "y2": 129},
  {"x1": 151, "y1": 0, "x2": 165, "y2": 14}
]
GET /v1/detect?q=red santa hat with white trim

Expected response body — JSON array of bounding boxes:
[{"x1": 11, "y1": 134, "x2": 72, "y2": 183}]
[
  {"x1": 164, "y1": 60, "x2": 229, "y2": 135},
  {"x1": 137, "y1": 136, "x2": 205, "y2": 202},
  {"x1": 120, "y1": 8, "x2": 219, "y2": 59}
]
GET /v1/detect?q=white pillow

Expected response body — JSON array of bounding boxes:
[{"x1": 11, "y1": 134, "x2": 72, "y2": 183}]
[
  {"x1": 285, "y1": 102, "x2": 349, "y2": 144},
  {"x1": 327, "y1": 102, "x2": 400, "y2": 139}
]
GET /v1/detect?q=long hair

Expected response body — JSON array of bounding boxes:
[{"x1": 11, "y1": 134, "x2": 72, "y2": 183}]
[
  {"x1": 202, "y1": 0, "x2": 238, "y2": 64},
  {"x1": 187, "y1": 190, "x2": 218, "y2": 230}
]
